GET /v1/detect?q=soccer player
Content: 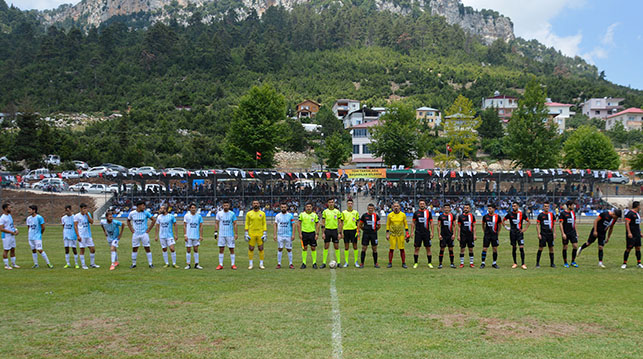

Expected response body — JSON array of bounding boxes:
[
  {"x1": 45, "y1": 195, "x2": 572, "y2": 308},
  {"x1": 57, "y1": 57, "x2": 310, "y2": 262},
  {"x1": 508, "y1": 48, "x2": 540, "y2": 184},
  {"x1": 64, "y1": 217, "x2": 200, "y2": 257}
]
[
  {"x1": 503, "y1": 202, "x2": 529, "y2": 270},
  {"x1": 456, "y1": 204, "x2": 476, "y2": 268},
  {"x1": 342, "y1": 199, "x2": 360, "y2": 268},
  {"x1": 61, "y1": 205, "x2": 79, "y2": 268},
  {"x1": 1, "y1": 203, "x2": 20, "y2": 270},
  {"x1": 321, "y1": 198, "x2": 342, "y2": 269},
  {"x1": 437, "y1": 203, "x2": 456, "y2": 269},
  {"x1": 411, "y1": 200, "x2": 434, "y2": 268},
  {"x1": 214, "y1": 200, "x2": 238, "y2": 270},
  {"x1": 127, "y1": 200, "x2": 156, "y2": 269},
  {"x1": 622, "y1": 201, "x2": 642, "y2": 269},
  {"x1": 184, "y1": 203, "x2": 204, "y2": 269},
  {"x1": 480, "y1": 203, "x2": 501, "y2": 269},
  {"x1": 358, "y1": 203, "x2": 381, "y2": 268},
  {"x1": 577, "y1": 208, "x2": 621, "y2": 268},
  {"x1": 298, "y1": 202, "x2": 319, "y2": 269},
  {"x1": 274, "y1": 202, "x2": 296, "y2": 269},
  {"x1": 26, "y1": 205, "x2": 52, "y2": 268},
  {"x1": 245, "y1": 200, "x2": 267, "y2": 270},
  {"x1": 156, "y1": 204, "x2": 179, "y2": 268},
  {"x1": 101, "y1": 210, "x2": 123, "y2": 270},
  {"x1": 536, "y1": 201, "x2": 556, "y2": 268},
  {"x1": 386, "y1": 202, "x2": 409, "y2": 268},
  {"x1": 74, "y1": 203, "x2": 98, "y2": 269},
  {"x1": 558, "y1": 200, "x2": 579, "y2": 267}
]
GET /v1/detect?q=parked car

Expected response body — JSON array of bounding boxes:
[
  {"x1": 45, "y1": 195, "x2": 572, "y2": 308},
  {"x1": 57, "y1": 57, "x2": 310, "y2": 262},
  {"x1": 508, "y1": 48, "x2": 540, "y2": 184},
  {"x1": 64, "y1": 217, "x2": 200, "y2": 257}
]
[
  {"x1": 124, "y1": 183, "x2": 142, "y2": 192},
  {"x1": 73, "y1": 160, "x2": 89, "y2": 170},
  {"x1": 85, "y1": 166, "x2": 114, "y2": 177},
  {"x1": 633, "y1": 179, "x2": 643, "y2": 186},
  {"x1": 164, "y1": 167, "x2": 187, "y2": 176},
  {"x1": 24, "y1": 168, "x2": 50, "y2": 180},
  {"x1": 137, "y1": 166, "x2": 157, "y2": 175},
  {"x1": 608, "y1": 176, "x2": 630, "y2": 185},
  {"x1": 33, "y1": 178, "x2": 68, "y2": 190},
  {"x1": 69, "y1": 182, "x2": 92, "y2": 191},
  {"x1": 61, "y1": 170, "x2": 80, "y2": 179},
  {"x1": 45, "y1": 154, "x2": 61, "y2": 166},
  {"x1": 128, "y1": 167, "x2": 139, "y2": 175},
  {"x1": 144, "y1": 183, "x2": 166, "y2": 192},
  {"x1": 102, "y1": 163, "x2": 128, "y2": 173},
  {"x1": 87, "y1": 184, "x2": 109, "y2": 193}
]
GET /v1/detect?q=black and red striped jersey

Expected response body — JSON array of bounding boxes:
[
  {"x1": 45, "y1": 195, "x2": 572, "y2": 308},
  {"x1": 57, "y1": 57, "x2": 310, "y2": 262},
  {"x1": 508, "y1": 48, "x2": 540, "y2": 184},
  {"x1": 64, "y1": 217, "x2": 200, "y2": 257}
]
[
  {"x1": 457, "y1": 213, "x2": 476, "y2": 235},
  {"x1": 438, "y1": 213, "x2": 456, "y2": 238},
  {"x1": 504, "y1": 210, "x2": 527, "y2": 232},
  {"x1": 558, "y1": 210, "x2": 577, "y2": 235},
  {"x1": 482, "y1": 213, "x2": 501, "y2": 236},
  {"x1": 537, "y1": 211, "x2": 556, "y2": 235},
  {"x1": 359, "y1": 212, "x2": 381, "y2": 235},
  {"x1": 412, "y1": 209, "x2": 432, "y2": 236}
]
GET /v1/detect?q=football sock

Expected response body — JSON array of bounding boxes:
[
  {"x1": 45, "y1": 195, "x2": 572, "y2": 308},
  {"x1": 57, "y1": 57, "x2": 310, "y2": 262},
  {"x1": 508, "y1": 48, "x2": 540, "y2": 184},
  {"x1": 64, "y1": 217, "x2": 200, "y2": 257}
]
[
  {"x1": 145, "y1": 252, "x2": 152, "y2": 265},
  {"x1": 536, "y1": 250, "x2": 542, "y2": 265},
  {"x1": 414, "y1": 254, "x2": 419, "y2": 264},
  {"x1": 427, "y1": 255, "x2": 432, "y2": 264},
  {"x1": 287, "y1": 251, "x2": 293, "y2": 265},
  {"x1": 163, "y1": 251, "x2": 169, "y2": 265},
  {"x1": 219, "y1": 253, "x2": 224, "y2": 266},
  {"x1": 469, "y1": 254, "x2": 474, "y2": 264},
  {"x1": 459, "y1": 253, "x2": 464, "y2": 265},
  {"x1": 323, "y1": 249, "x2": 328, "y2": 264},
  {"x1": 562, "y1": 249, "x2": 568, "y2": 263},
  {"x1": 580, "y1": 242, "x2": 589, "y2": 250},
  {"x1": 520, "y1": 247, "x2": 525, "y2": 265},
  {"x1": 73, "y1": 254, "x2": 78, "y2": 264},
  {"x1": 354, "y1": 249, "x2": 359, "y2": 262},
  {"x1": 249, "y1": 259, "x2": 253, "y2": 266},
  {"x1": 11, "y1": 256, "x2": 16, "y2": 265},
  {"x1": 388, "y1": 250, "x2": 394, "y2": 264},
  {"x1": 372, "y1": 251, "x2": 378, "y2": 264},
  {"x1": 65, "y1": 253, "x2": 70, "y2": 265},
  {"x1": 481, "y1": 250, "x2": 487, "y2": 263},
  {"x1": 335, "y1": 249, "x2": 340, "y2": 262},
  {"x1": 90, "y1": 253, "x2": 96, "y2": 265},
  {"x1": 344, "y1": 250, "x2": 349, "y2": 263},
  {"x1": 302, "y1": 251, "x2": 308, "y2": 265},
  {"x1": 360, "y1": 250, "x2": 366, "y2": 265},
  {"x1": 277, "y1": 251, "x2": 282, "y2": 265},
  {"x1": 32, "y1": 253, "x2": 38, "y2": 265},
  {"x1": 311, "y1": 250, "x2": 317, "y2": 264},
  {"x1": 512, "y1": 246, "x2": 517, "y2": 263},
  {"x1": 571, "y1": 247, "x2": 577, "y2": 262},
  {"x1": 549, "y1": 252, "x2": 554, "y2": 265},
  {"x1": 111, "y1": 251, "x2": 117, "y2": 264},
  {"x1": 400, "y1": 249, "x2": 406, "y2": 264},
  {"x1": 80, "y1": 254, "x2": 86, "y2": 266},
  {"x1": 598, "y1": 249, "x2": 604, "y2": 262},
  {"x1": 186, "y1": 252, "x2": 191, "y2": 264},
  {"x1": 259, "y1": 250, "x2": 264, "y2": 261},
  {"x1": 3, "y1": 258, "x2": 8, "y2": 266},
  {"x1": 230, "y1": 253, "x2": 235, "y2": 266},
  {"x1": 248, "y1": 250, "x2": 254, "y2": 260},
  {"x1": 636, "y1": 250, "x2": 641, "y2": 263},
  {"x1": 449, "y1": 249, "x2": 454, "y2": 264},
  {"x1": 131, "y1": 252, "x2": 137, "y2": 265},
  {"x1": 193, "y1": 253, "x2": 199, "y2": 264},
  {"x1": 492, "y1": 252, "x2": 497, "y2": 264},
  {"x1": 623, "y1": 250, "x2": 629, "y2": 263},
  {"x1": 439, "y1": 250, "x2": 444, "y2": 265}
]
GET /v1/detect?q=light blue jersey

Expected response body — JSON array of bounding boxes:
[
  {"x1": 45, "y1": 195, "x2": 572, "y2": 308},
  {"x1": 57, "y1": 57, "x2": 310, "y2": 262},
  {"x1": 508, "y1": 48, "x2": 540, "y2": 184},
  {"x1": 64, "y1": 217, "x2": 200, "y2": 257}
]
[
  {"x1": 61, "y1": 215, "x2": 77, "y2": 240},
  {"x1": 157, "y1": 214, "x2": 176, "y2": 239},
  {"x1": 215, "y1": 210, "x2": 237, "y2": 237},
  {"x1": 74, "y1": 212, "x2": 92, "y2": 238},
  {"x1": 128, "y1": 210, "x2": 153, "y2": 235},
  {"x1": 27, "y1": 214, "x2": 45, "y2": 241},
  {"x1": 101, "y1": 219, "x2": 123, "y2": 241},
  {"x1": 275, "y1": 212, "x2": 295, "y2": 238},
  {"x1": 0, "y1": 214, "x2": 15, "y2": 239},
  {"x1": 184, "y1": 212, "x2": 203, "y2": 239}
]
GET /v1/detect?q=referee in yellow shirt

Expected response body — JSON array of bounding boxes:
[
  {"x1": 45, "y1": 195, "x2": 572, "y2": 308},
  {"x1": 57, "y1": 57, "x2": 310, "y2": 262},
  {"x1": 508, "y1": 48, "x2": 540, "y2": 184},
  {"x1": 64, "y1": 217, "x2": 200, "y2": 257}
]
[
  {"x1": 342, "y1": 199, "x2": 361, "y2": 268},
  {"x1": 386, "y1": 202, "x2": 410, "y2": 268},
  {"x1": 321, "y1": 199, "x2": 342, "y2": 268},
  {"x1": 245, "y1": 200, "x2": 267, "y2": 270}
]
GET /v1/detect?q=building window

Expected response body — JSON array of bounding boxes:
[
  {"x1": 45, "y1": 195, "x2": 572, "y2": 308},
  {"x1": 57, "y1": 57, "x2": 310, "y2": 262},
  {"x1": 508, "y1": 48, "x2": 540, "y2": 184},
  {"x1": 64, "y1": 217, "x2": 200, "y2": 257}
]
[
  {"x1": 353, "y1": 145, "x2": 360, "y2": 154},
  {"x1": 418, "y1": 112, "x2": 423, "y2": 117},
  {"x1": 362, "y1": 144, "x2": 371, "y2": 154},
  {"x1": 595, "y1": 110, "x2": 600, "y2": 115},
  {"x1": 499, "y1": 109, "x2": 504, "y2": 114},
  {"x1": 353, "y1": 129, "x2": 367, "y2": 138}
]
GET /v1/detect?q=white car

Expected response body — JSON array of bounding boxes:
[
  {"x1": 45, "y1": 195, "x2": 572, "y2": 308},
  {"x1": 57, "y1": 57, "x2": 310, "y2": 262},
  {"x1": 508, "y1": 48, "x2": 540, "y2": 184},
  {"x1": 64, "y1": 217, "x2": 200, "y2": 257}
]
[
  {"x1": 45, "y1": 155, "x2": 61, "y2": 166},
  {"x1": 87, "y1": 184, "x2": 108, "y2": 193},
  {"x1": 73, "y1": 160, "x2": 89, "y2": 170},
  {"x1": 33, "y1": 178, "x2": 68, "y2": 190},
  {"x1": 69, "y1": 182, "x2": 92, "y2": 191},
  {"x1": 164, "y1": 167, "x2": 187, "y2": 176},
  {"x1": 24, "y1": 168, "x2": 50, "y2": 180},
  {"x1": 61, "y1": 170, "x2": 80, "y2": 179},
  {"x1": 137, "y1": 166, "x2": 157, "y2": 175},
  {"x1": 144, "y1": 183, "x2": 166, "y2": 192},
  {"x1": 108, "y1": 184, "x2": 121, "y2": 193},
  {"x1": 608, "y1": 176, "x2": 630, "y2": 185},
  {"x1": 85, "y1": 166, "x2": 113, "y2": 177}
]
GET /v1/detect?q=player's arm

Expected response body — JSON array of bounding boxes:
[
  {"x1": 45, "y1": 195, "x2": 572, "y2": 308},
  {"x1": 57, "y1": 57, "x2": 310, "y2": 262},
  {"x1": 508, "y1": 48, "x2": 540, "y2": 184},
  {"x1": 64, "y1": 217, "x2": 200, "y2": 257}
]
[
  {"x1": 262, "y1": 213, "x2": 267, "y2": 240},
  {"x1": 625, "y1": 216, "x2": 632, "y2": 239},
  {"x1": 101, "y1": 223, "x2": 108, "y2": 237},
  {"x1": 314, "y1": 217, "x2": 320, "y2": 239},
  {"x1": 146, "y1": 215, "x2": 156, "y2": 233},
  {"x1": 522, "y1": 217, "x2": 530, "y2": 233},
  {"x1": 404, "y1": 216, "x2": 410, "y2": 240},
  {"x1": 606, "y1": 223, "x2": 614, "y2": 243},
  {"x1": 214, "y1": 218, "x2": 220, "y2": 237},
  {"x1": 183, "y1": 220, "x2": 188, "y2": 240},
  {"x1": 536, "y1": 217, "x2": 541, "y2": 238},
  {"x1": 273, "y1": 220, "x2": 278, "y2": 241},
  {"x1": 298, "y1": 218, "x2": 303, "y2": 239},
  {"x1": 592, "y1": 217, "x2": 600, "y2": 236},
  {"x1": 320, "y1": 213, "x2": 326, "y2": 240},
  {"x1": 155, "y1": 220, "x2": 160, "y2": 241},
  {"x1": 558, "y1": 217, "x2": 566, "y2": 240},
  {"x1": 291, "y1": 219, "x2": 296, "y2": 241},
  {"x1": 385, "y1": 215, "x2": 391, "y2": 240},
  {"x1": 199, "y1": 220, "x2": 203, "y2": 241},
  {"x1": 40, "y1": 220, "x2": 46, "y2": 235},
  {"x1": 127, "y1": 217, "x2": 135, "y2": 233},
  {"x1": 338, "y1": 215, "x2": 343, "y2": 239},
  {"x1": 117, "y1": 222, "x2": 123, "y2": 241},
  {"x1": 410, "y1": 217, "x2": 416, "y2": 237},
  {"x1": 87, "y1": 213, "x2": 94, "y2": 224},
  {"x1": 172, "y1": 220, "x2": 178, "y2": 241},
  {"x1": 244, "y1": 212, "x2": 250, "y2": 241},
  {"x1": 430, "y1": 217, "x2": 435, "y2": 239},
  {"x1": 74, "y1": 220, "x2": 81, "y2": 240}
]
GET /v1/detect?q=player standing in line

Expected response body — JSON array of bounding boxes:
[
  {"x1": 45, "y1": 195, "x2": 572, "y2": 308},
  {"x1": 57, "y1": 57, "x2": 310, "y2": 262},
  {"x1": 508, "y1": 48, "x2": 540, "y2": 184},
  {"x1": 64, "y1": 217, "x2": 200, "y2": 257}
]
[
  {"x1": 127, "y1": 200, "x2": 156, "y2": 269},
  {"x1": 61, "y1": 205, "x2": 79, "y2": 268},
  {"x1": 535, "y1": 201, "x2": 556, "y2": 268},
  {"x1": 456, "y1": 204, "x2": 476, "y2": 268},
  {"x1": 577, "y1": 208, "x2": 621, "y2": 268},
  {"x1": 74, "y1": 203, "x2": 98, "y2": 269},
  {"x1": 321, "y1": 199, "x2": 342, "y2": 269},
  {"x1": 480, "y1": 203, "x2": 501, "y2": 269},
  {"x1": 184, "y1": 204, "x2": 204, "y2": 269},
  {"x1": 215, "y1": 200, "x2": 238, "y2": 270},
  {"x1": 622, "y1": 201, "x2": 642, "y2": 269},
  {"x1": 26, "y1": 205, "x2": 52, "y2": 269},
  {"x1": 411, "y1": 200, "x2": 434, "y2": 269},
  {"x1": 503, "y1": 202, "x2": 529, "y2": 270},
  {"x1": 245, "y1": 200, "x2": 267, "y2": 270},
  {"x1": 386, "y1": 202, "x2": 409, "y2": 268},
  {"x1": 156, "y1": 204, "x2": 179, "y2": 268},
  {"x1": 101, "y1": 211, "x2": 123, "y2": 271},
  {"x1": 299, "y1": 202, "x2": 319, "y2": 269},
  {"x1": 1, "y1": 203, "x2": 20, "y2": 270},
  {"x1": 437, "y1": 204, "x2": 456, "y2": 269},
  {"x1": 274, "y1": 202, "x2": 296, "y2": 269},
  {"x1": 558, "y1": 200, "x2": 579, "y2": 268},
  {"x1": 341, "y1": 199, "x2": 360, "y2": 268},
  {"x1": 358, "y1": 203, "x2": 381, "y2": 268}
]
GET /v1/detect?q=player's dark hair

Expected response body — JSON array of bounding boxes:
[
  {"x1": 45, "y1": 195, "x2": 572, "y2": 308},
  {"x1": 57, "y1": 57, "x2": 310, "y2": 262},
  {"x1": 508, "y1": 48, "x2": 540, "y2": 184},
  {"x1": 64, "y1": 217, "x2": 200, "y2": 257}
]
[
  {"x1": 347, "y1": 199, "x2": 353, "y2": 203},
  {"x1": 2, "y1": 203, "x2": 9, "y2": 210},
  {"x1": 566, "y1": 200, "x2": 574, "y2": 207},
  {"x1": 80, "y1": 203, "x2": 87, "y2": 209},
  {"x1": 222, "y1": 199, "x2": 230, "y2": 205},
  {"x1": 543, "y1": 201, "x2": 550, "y2": 205},
  {"x1": 106, "y1": 210, "x2": 114, "y2": 217},
  {"x1": 443, "y1": 203, "x2": 451, "y2": 207},
  {"x1": 328, "y1": 198, "x2": 334, "y2": 202},
  {"x1": 65, "y1": 205, "x2": 72, "y2": 210},
  {"x1": 419, "y1": 199, "x2": 426, "y2": 204},
  {"x1": 633, "y1": 201, "x2": 640, "y2": 209},
  {"x1": 189, "y1": 203, "x2": 196, "y2": 208},
  {"x1": 368, "y1": 203, "x2": 375, "y2": 207},
  {"x1": 488, "y1": 203, "x2": 496, "y2": 209},
  {"x1": 305, "y1": 202, "x2": 313, "y2": 206},
  {"x1": 513, "y1": 201, "x2": 520, "y2": 206},
  {"x1": 613, "y1": 208, "x2": 622, "y2": 218},
  {"x1": 29, "y1": 205, "x2": 38, "y2": 213},
  {"x1": 135, "y1": 200, "x2": 145, "y2": 206}
]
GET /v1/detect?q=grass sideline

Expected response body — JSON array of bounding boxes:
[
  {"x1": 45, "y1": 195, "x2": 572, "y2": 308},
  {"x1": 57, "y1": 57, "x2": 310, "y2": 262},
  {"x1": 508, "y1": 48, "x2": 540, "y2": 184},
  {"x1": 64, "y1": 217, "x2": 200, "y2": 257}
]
[{"x1": 0, "y1": 223, "x2": 641, "y2": 359}]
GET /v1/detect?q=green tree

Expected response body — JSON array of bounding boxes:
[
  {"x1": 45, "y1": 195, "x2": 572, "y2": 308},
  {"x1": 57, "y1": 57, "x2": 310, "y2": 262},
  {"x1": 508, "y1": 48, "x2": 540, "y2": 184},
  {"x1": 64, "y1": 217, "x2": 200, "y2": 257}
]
[
  {"x1": 563, "y1": 125, "x2": 619, "y2": 170},
  {"x1": 478, "y1": 107, "x2": 504, "y2": 139},
  {"x1": 629, "y1": 144, "x2": 643, "y2": 170},
  {"x1": 369, "y1": 103, "x2": 427, "y2": 167},
  {"x1": 11, "y1": 111, "x2": 42, "y2": 168},
  {"x1": 434, "y1": 95, "x2": 480, "y2": 169},
  {"x1": 318, "y1": 132, "x2": 351, "y2": 168},
  {"x1": 224, "y1": 84, "x2": 285, "y2": 168},
  {"x1": 315, "y1": 106, "x2": 343, "y2": 138},
  {"x1": 506, "y1": 79, "x2": 560, "y2": 168}
]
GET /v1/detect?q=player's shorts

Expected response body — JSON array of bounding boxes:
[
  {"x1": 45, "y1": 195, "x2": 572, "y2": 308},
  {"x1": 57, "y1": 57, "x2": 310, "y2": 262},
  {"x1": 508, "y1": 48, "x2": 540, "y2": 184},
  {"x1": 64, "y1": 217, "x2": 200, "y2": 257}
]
[
  {"x1": 539, "y1": 233, "x2": 555, "y2": 247},
  {"x1": 63, "y1": 238, "x2": 77, "y2": 248},
  {"x1": 510, "y1": 231, "x2": 524, "y2": 246},
  {"x1": 626, "y1": 236, "x2": 641, "y2": 248},
  {"x1": 483, "y1": 234, "x2": 499, "y2": 248},
  {"x1": 562, "y1": 232, "x2": 578, "y2": 245},
  {"x1": 160, "y1": 237, "x2": 176, "y2": 249},
  {"x1": 459, "y1": 234, "x2": 475, "y2": 248},
  {"x1": 586, "y1": 232, "x2": 606, "y2": 246},
  {"x1": 440, "y1": 235, "x2": 454, "y2": 248},
  {"x1": 414, "y1": 233, "x2": 431, "y2": 248},
  {"x1": 324, "y1": 229, "x2": 339, "y2": 243},
  {"x1": 132, "y1": 233, "x2": 151, "y2": 248},
  {"x1": 301, "y1": 232, "x2": 317, "y2": 247},
  {"x1": 78, "y1": 237, "x2": 95, "y2": 248},
  {"x1": 361, "y1": 232, "x2": 378, "y2": 246},
  {"x1": 107, "y1": 239, "x2": 119, "y2": 248},
  {"x1": 28, "y1": 239, "x2": 43, "y2": 251},
  {"x1": 185, "y1": 238, "x2": 201, "y2": 247},
  {"x1": 278, "y1": 236, "x2": 293, "y2": 250},
  {"x1": 2, "y1": 234, "x2": 16, "y2": 250},
  {"x1": 248, "y1": 235, "x2": 264, "y2": 247},
  {"x1": 343, "y1": 229, "x2": 357, "y2": 244},
  {"x1": 217, "y1": 236, "x2": 234, "y2": 248},
  {"x1": 389, "y1": 235, "x2": 406, "y2": 250}
]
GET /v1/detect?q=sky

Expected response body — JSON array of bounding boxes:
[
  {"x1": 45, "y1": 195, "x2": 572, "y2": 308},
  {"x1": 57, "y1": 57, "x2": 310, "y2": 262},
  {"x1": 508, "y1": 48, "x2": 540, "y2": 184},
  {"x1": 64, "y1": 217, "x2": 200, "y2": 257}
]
[{"x1": 8, "y1": 0, "x2": 643, "y2": 90}]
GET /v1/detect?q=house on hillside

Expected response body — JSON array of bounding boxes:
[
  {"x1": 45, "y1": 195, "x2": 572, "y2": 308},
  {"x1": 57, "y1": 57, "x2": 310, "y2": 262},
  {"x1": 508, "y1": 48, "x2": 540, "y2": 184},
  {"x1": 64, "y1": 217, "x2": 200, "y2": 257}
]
[
  {"x1": 350, "y1": 120, "x2": 384, "y2": 168},
  {"x1": 342, "y1": 107, "x2": 381, "y2": 129},
  {"x1": 581, "y1": 97, "x2": 624, "y2": 119},
  {"x1": 416, "y1": 107, "x2": 441, "y2": 128},
  {"x1": 545, "y1": 101, "x2": 574, "y2": 134},
  {"x1": 605, "y1": 108, "x2": 643, "y2": 131},
  {"x1": 332, "y1": 99, "x2": 360, "y2": 120},
  {"x1": 295, "y1": 100, "x2": 320, "y2": 119},
  {"x1": 482, "y1": 92, "x2": 518, "y2": 122}
]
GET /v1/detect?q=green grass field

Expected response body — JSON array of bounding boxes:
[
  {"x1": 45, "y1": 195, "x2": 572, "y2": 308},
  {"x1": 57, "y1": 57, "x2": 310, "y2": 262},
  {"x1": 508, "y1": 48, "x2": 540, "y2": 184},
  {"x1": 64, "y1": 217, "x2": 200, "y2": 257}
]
[{"x1": 1, "y1": 223, "x2": 641, "y2": 359}]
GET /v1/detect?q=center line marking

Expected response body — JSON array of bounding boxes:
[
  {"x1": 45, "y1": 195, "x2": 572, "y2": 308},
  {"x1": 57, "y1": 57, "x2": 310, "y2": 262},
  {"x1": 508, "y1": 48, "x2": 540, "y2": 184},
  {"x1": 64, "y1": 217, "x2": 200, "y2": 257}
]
[{"x1": 330, "y1": 269, "x2": 343, "y2": 359}]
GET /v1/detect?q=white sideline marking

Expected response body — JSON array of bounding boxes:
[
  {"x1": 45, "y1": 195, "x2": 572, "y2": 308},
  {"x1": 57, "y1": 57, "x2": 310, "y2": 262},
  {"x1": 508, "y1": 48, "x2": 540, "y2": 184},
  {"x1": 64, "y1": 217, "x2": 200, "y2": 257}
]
[{"x1": 330, "y1": 269, "x2": 343, "y2": 359}]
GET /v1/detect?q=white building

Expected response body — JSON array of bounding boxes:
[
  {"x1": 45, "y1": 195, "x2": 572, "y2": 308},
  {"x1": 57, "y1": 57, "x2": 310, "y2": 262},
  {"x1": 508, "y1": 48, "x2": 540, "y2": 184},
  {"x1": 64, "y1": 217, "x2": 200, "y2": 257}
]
[
  {"x1": 606, "y1": 108, "x2": 643, "y2": 131},
  {"x1": 545, "y1": 102, "x2": 574, "y2": 134},
  {"x1": 332, "y1": 99, "x2": 360, "y2": 120},
  {"x1": 482, "y1": 92, "x2": 518, "y2": 122},
  {"x1": 342, "y1": 107, "x2": 381, "y2": 129},
  {"x1": 350, "y1": 120, "x2": 384, "y2": 168},
  {"x1": 581, "y1": 97, "x2": 624, "y2": 119}
]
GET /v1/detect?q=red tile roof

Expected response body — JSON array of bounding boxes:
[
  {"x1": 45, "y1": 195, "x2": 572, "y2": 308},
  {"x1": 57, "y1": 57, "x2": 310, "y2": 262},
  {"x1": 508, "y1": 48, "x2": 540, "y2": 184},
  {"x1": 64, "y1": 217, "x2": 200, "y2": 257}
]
[
  {"x1": 545, "y1": 102, "x2": 573, "y2": 107},
  {"x1": 607, "y1": 107, "x2": 643, "y2": 119},
  {"x1": 351, "y1": 120, "x2": 380, "y2": 129}
]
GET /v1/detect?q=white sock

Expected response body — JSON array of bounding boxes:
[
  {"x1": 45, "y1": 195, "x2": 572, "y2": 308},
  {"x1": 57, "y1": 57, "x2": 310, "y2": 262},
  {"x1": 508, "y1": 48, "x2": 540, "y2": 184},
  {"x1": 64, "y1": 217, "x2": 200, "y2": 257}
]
[
  {"x1": 32, "y1": 253, "x2": 38, "y2": 265},
  {"x1": 249, "y1": 259, "x2": 253, "y2": 266},
  {"x1": 65, "y1": 253, "x2": 70, "y2": 265},
  {"x1": 194, "y1": 253, "x2": 199, "y2": 264},
  {"x1": 162, "y1": 251, "x2": 169, "y2": 265},
  {"x1": 230, "y1": 254, "x2": 235, "y2": 265},
  {"x1": 260, "y1": 259, "x2": 264, "y2": 266},
  {"x1": 90, "y1": 253, "x2": 95, "y2": 265},
  {"x1": 41, "y1": 252, "x2": 50, "y2": 265},
  {"x1": 186, "y1": 252, "x2": 191, "y2": 264},
  {"x1": 80, "y1": 254, "x2": 86, "y2": 266},
  {"x1": 219, "y1": 253, "x2": 224, "y2": 266},
  {"x1": 11, "y1": 256, "x2": 16, "y2": 265},
  {"x1": 111, "y1": 251, "x2": 117, "y2": 264},
  {"x1": 73, "y1": 254, "x2": 78, "y2": 264},
  {"x1": 460, "y1": 256, "x2": 464, "y2": 265},
  {"x1": 469, "y1": 256, "x2": 474, "y2": 264},
  {"x1": 3, "y1": 258, "x2": 8, "y2": 266},
  {"x1": 277, "y1": 251, "x2": 282, "y2": 265},
  {"x1": 288, "y1": 251, "x2": 293, "y2": 265},
  {"x1": 146, "y1": 252, "x2": 153, "y2": 265},
  {"x1": 132, "y1": 252, "x2": 138, "y2": 265},
  {"x1": 171, "y1": 251, "x2": 176, "y2": 265}
]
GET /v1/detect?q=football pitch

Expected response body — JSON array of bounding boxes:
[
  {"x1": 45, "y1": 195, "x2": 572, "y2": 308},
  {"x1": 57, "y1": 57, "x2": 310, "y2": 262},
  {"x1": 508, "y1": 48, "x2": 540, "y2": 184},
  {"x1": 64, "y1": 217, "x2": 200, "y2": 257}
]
[{"x1": 1, "y1": 223, "x2": 641, "y2": 359}]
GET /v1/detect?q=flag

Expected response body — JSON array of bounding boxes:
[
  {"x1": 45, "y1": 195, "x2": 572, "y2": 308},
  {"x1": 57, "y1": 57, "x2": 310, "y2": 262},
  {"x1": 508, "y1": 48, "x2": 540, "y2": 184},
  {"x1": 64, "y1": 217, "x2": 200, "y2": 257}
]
[
  {"x1": 256, "y1": 152, "x2": 261, "y2": 160},
  {"x1": 446, "y1": 144, "x2": 452, "y2": 153}
]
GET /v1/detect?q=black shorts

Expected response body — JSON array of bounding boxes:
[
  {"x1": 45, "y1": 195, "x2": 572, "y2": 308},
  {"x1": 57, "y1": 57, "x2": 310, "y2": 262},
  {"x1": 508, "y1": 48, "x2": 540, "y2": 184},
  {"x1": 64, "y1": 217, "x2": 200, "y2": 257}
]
[
  {"x1": 414, "y1": 233, "x2": 431, "y2": 247},
  {"x1": 440, "y1": 235, "x2": 454, "y2": 248},
  {"x1": 539, "y1": 233, "x2": 555, "y2": 247},
  {"x1": 562, "y1": 232, "x2": 578, "y2": 245},
  {"x1": 459, "y1": 234, "x2": 475, "y2": 248},
  {"x1": 483, "y1": 234, "x2": 499, "y2": 248},
  {"x1": 361, "y1": 232, "x2": 378, "y2": 247},
  {"x1": 301, "y1": 232, "x2": 317, "y2": 247},
  {"x1": 343, "y1": 229, "x2": 357, "y2": 244},
  {"x1": 586, "y1": 232, "x2": 606, "y2": 246},
  {"x1": 510, "y1": 231, "x2": 524, "y2": 246},
  {"x1": 626, "y1": 236, "x2": 641, "y2": 248},
  {"x1": 324, "y1": 229, "x2": 339, "y2": 243}
]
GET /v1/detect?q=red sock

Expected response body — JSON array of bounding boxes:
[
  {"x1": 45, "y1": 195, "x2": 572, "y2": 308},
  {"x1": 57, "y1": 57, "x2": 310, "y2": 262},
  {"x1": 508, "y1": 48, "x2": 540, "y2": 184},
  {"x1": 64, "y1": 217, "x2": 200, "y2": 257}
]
[
  {"x1": 388, "y1": 250, "x2": 394, "y2": 264},
  {"x1": 400, "y1": 249, "x2": 406, "y2": 264}
]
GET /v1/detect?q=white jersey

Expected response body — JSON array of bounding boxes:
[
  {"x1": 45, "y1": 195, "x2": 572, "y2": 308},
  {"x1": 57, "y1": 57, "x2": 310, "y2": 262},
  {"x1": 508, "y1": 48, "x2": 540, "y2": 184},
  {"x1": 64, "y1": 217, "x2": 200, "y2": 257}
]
[
  {"x1": 0, "y1": 213, "x2": 16, "y2": 239},
  {"x1": 61, "y1": 215, "x2": 77, "y2": 240},
  {"x1": 74, "y1": 212, "x2": 92, "y2": 238}
]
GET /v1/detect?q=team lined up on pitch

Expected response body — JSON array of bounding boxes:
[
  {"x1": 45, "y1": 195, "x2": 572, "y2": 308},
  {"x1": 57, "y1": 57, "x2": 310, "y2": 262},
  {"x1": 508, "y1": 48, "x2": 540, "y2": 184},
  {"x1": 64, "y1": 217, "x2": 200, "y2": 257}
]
[{"x1": 0, "y1": 199, "x2": 641, "y2": 271}]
